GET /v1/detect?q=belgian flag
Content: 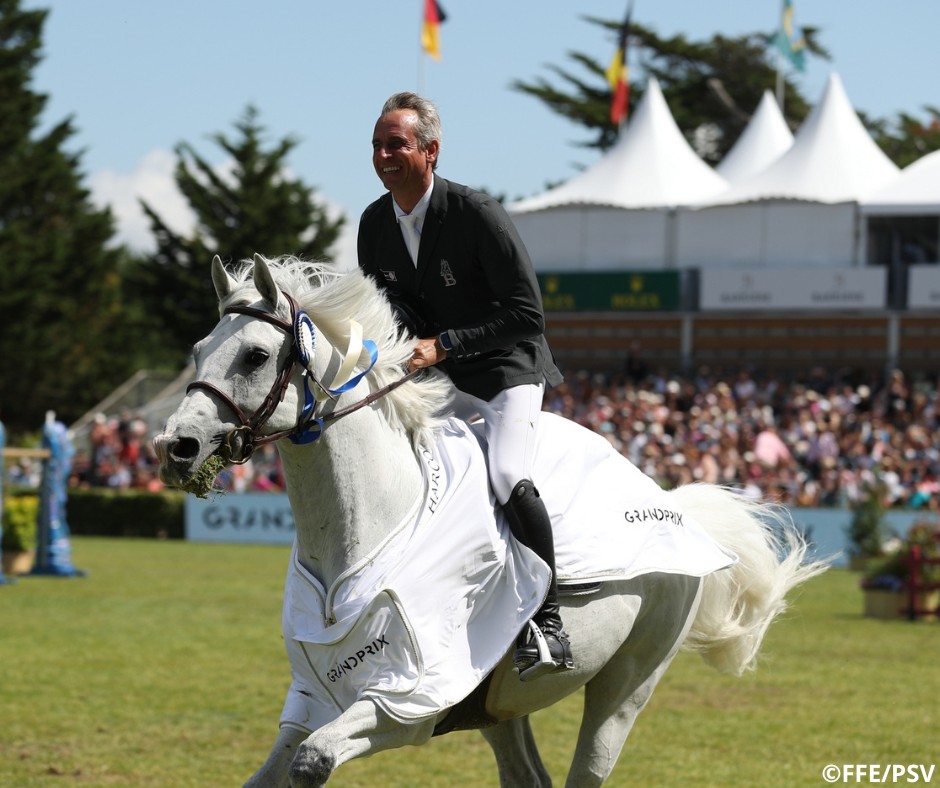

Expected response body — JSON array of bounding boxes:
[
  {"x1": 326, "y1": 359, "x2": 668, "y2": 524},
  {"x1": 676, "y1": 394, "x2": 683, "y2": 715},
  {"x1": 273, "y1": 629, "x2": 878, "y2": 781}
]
[{"x1": 605, "y1": 3, "x2": 632, "y2": 126}]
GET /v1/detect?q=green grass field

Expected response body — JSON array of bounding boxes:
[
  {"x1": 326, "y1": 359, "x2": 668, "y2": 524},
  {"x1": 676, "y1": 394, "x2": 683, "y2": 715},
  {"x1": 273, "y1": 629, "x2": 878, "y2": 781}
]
[{"x1": 1, "y1": 538, "x2": 937, "y2": 787}]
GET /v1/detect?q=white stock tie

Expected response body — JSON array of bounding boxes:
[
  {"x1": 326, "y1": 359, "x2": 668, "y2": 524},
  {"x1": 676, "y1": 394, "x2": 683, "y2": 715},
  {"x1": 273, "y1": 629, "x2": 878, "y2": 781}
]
[{"x1": 398, "y1": 213, "x2": 421, "y2": 266}]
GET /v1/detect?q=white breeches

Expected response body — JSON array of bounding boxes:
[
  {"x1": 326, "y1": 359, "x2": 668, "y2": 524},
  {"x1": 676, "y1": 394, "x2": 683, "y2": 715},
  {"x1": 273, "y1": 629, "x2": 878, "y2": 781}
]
[{"x1": 456, "y1": 383, "x2": 544, "y2": 505}]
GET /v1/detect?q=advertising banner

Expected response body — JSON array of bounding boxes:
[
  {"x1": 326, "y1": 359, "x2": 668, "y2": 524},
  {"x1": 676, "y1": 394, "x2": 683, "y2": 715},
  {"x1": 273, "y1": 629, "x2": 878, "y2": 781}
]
[
  {"x1": 908, "y1": 265, "x2": 940, "y2": 309},
  {"x1": 186, "y1": 493, "x2": 295, "y2": 545},
  {"x1": 699, "y1": 268, "x2": 886, "y2": 311},
  {"x1": 181, "y1": 494, "x2": 933, "y2": 569},
  {"x1": 538, "y1": 271, "x2": 681, "y2": 312}
]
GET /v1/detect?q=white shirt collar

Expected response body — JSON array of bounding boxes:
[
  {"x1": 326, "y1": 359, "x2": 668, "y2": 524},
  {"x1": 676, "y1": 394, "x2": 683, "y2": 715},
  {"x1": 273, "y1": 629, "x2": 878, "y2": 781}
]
[{"x1": 393, "y1": 178, "x2": 435, "y2": 227}]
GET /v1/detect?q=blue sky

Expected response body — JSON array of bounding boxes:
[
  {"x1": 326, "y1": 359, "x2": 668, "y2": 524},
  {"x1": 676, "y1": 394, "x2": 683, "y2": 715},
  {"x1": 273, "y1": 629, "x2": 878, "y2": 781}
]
[{"x1": 27, "y1": 1, "x2": 940, "y2": 266}]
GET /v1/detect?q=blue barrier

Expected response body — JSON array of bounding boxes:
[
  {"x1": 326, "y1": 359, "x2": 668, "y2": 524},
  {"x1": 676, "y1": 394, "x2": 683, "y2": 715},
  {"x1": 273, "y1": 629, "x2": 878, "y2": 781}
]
[
  {"x1": 1, "y1": 415, "x2": 86, "y2": 584},
  {"x1": 29, "y1": 416, "x2": 86, "y2": 577}
]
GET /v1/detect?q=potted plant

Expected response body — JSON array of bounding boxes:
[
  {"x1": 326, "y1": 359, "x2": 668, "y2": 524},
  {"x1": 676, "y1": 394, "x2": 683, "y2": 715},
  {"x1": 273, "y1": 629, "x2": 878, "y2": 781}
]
[
  {"x1": 847, "y1": 479, "x2": 888, "y2": 571},
  {"x1": 1, "y1": 493, "x2": 38, "y2": 575},
  {"x1": 860, "y1": 520, "x2": 940, "y2": 620},
  {"x1": 904, "y1": 519, "x2": 940, "y2": 620},
  {"x1": 860, "y1": 550, "x2": 907, "y2": 619}
]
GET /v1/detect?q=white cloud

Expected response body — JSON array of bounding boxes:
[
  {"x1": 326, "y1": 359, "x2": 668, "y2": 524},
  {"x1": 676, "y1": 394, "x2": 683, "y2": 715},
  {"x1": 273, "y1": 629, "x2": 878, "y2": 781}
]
[
  {"x1": 89, "y1": 149, "x2": 195, "y2": 253},
  {"x1": 88, "y1": 148, "x2": 358, "y2": 270}
]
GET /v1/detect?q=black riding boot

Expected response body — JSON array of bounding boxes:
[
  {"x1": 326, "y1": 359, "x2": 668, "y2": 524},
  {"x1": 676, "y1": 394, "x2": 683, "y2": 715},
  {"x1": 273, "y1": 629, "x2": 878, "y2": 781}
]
[{"x1": 503, "y1": 479, "x2": 574, "y2": 681}]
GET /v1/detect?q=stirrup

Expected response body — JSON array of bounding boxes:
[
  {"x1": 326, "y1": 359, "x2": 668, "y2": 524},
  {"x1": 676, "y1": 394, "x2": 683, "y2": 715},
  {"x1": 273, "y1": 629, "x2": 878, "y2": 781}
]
[{"x1": 513, "y1": 620, "x2": 574, "y2": 682}]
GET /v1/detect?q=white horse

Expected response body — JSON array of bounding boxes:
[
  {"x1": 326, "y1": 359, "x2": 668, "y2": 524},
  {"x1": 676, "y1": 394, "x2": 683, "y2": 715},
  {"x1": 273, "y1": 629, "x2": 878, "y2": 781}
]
[{"x1": 154, "y1": 254, "x2": 827, "y2": 788}]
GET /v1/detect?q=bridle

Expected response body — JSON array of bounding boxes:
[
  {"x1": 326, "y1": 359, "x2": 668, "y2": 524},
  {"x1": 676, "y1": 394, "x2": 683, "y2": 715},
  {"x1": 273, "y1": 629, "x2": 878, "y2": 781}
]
[{"x1": 186, "y1": 292, "x2": 420, "y2": 464}]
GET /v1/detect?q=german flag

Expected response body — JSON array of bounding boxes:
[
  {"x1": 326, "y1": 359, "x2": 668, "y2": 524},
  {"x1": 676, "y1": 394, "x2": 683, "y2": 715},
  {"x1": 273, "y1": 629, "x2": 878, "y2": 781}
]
[
  {"x1": 421, "y1": 0, "x2": 447, "y2": 61},
  {"x1": 605, "y1": 3, "x2": 632, "y2": 126}
]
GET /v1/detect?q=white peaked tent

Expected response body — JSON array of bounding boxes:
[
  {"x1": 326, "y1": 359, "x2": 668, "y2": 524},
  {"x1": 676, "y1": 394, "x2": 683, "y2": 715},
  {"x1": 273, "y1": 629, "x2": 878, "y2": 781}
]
[
  {"x1": 715, "y1": 90, "x2": 793, "y2": 184},
  {"x1": 860, "y1": 149, "x2": 940, "y2": 215},
  {"x1": 510, "y1": 78, "x2": 727, "y2": 212},
  {"x1": 705, "y1": 73, "x2": 899, "y2": 205},
  {"x1": 508, "y1": 78, "x2": 727, "y2": 270},
  {"x1": 675, "y1": 73, "x2": 902, "y2": 268}
]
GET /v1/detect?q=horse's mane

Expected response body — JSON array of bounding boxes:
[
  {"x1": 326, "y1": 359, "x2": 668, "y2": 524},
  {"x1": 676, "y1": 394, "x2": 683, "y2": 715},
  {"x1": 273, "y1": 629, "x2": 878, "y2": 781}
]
[{"x1": 224, "y1": 255, "x2": 455, "y2": 447}]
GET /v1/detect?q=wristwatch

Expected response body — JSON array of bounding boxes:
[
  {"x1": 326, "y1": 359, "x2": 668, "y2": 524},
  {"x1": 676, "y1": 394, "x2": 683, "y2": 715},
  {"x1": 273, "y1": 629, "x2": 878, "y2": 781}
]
[{"x1": 438, "y1": 331, "x2": 453, "y2": 351}]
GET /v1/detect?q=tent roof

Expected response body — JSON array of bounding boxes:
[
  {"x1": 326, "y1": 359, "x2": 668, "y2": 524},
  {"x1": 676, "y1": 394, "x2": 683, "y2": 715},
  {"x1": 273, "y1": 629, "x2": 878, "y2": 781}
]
[
  {"x1": 860, "y1": 149, "x2": 940, "y2": 215},
  {"x1": 508, "y1": 78, "x2": 727, "y2": 213},
  {"x1": 705, "y1": 73, "x2": 899, "y2": 206},
  {"x1": 715, "y1": 90, "x2": 793, "y2": 184}
]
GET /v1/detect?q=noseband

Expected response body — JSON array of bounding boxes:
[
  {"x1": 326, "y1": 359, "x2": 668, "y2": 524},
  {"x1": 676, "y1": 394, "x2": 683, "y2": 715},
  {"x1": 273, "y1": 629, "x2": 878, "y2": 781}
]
[{"x1": 186, "y1": 292, "x2": 419, "y2": 463}]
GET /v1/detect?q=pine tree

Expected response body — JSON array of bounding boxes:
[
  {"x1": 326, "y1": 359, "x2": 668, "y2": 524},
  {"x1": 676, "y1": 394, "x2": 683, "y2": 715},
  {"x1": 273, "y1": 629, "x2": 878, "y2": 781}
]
[
  {"x1": 0, "y1": 0, "x2": 129, "y2": 433},
  {"x1": 132, "y1": 105, "x2": 345, "y2": 362},
  {"x1": 511, "y1": 17, "x2": 819, "y2": 164}
]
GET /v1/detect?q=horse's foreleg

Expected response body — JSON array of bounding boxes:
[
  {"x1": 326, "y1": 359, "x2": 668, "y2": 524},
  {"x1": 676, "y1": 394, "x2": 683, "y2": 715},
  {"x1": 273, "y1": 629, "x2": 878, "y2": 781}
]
[
  {"x1": 244, "y1": 726, "x2": 308, "y2": 788},
  {"x1": 287, "y1": 700, "x2": 441, "y2": 788},
  {"x1": 480, "y1": 716, "x2": 551, "y2": 788}
]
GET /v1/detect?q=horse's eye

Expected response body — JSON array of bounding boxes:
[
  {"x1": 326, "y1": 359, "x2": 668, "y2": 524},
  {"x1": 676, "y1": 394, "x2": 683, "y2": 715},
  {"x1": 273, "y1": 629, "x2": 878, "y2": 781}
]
[{"x1": 245, "y1": 348, "x2": 270, "y2": 368}]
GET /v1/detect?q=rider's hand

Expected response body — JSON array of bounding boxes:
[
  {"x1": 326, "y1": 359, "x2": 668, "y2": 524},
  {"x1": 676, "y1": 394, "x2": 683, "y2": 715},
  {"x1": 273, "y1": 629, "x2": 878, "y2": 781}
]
[{"x1": 408, "y1": 337, "x2": 448, "y2": 372}]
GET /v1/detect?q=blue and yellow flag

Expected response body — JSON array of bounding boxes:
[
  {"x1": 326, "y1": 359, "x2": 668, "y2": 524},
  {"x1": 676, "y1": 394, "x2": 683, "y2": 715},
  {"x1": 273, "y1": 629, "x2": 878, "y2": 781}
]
[{"x1": 774, "y1": 0, "x2": 806, "y2": 72}]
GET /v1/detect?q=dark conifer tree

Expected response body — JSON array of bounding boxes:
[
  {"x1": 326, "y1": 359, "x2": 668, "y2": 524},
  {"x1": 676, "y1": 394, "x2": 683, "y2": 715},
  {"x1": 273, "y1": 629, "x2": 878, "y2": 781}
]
[
  {"x1": 132, "y1": 105, "x2": 345, "y2": 362},
  {"x1": 0, "y1": 0, "x2": 129, "y2": 432}
]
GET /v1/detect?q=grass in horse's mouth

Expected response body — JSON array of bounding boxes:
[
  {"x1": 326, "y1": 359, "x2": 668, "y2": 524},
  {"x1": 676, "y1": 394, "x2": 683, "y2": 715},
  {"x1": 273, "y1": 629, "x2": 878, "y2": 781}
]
[{"x1": 180, "y1": 453, "x2": 228, "y2": 499}]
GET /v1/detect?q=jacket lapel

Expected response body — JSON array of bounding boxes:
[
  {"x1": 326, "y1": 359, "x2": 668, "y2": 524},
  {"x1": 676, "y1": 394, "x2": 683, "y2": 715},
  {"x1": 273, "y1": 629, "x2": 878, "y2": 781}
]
[
  {"x1": 377, "y1": 198, "x2": 416, "y2": 287},
  {"x1": 415, "y1": 177, "x2": 447, "y2": 283}
]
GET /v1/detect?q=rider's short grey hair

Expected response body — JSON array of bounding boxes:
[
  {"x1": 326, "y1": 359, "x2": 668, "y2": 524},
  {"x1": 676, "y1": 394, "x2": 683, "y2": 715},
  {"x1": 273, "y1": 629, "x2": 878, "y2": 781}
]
[{"x1": 380, "y1": 92, "x2": 442, "y2": 170}]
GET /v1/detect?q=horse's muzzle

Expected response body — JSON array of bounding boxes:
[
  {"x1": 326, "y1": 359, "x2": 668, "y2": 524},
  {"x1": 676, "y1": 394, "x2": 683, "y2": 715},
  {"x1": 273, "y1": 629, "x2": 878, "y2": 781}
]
[{"x1": 153, "y1": 432, "x2": 199, "y2": 486}]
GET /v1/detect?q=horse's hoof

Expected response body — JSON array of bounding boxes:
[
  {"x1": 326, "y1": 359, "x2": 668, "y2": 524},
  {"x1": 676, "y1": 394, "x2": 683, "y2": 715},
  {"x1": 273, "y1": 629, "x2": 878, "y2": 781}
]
[{"x1": 288, "y1": 745, "x2": 335, "y2": 788}]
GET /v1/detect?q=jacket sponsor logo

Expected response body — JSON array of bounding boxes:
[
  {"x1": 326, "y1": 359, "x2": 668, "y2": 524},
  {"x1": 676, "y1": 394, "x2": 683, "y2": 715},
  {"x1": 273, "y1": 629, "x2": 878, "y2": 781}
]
[
  {"x1": 440, "y1": 259, "x2": 456, "y2": 287},
  {"x1": 325, "y1": 635, "x2": 390, "y2": 683},
  {"x1": 624, "y1": 507, "x2": 684, "y2": 526}
]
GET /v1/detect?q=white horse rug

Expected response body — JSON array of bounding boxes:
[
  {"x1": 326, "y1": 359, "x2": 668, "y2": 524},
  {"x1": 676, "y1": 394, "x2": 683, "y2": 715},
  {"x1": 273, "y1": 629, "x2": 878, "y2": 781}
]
[{"x1": 279, "y1": 413, "x2": 737, "y2": 733}]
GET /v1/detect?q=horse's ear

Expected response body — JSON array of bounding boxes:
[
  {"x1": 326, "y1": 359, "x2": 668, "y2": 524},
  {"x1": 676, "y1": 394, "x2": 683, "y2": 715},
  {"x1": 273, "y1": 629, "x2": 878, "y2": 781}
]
[
  {"x1": 252, "y1": 253, "x2": 282, "y2": 311},
  {"x1": 211, "y1": 255, "x2": 235, "y2": 301}
]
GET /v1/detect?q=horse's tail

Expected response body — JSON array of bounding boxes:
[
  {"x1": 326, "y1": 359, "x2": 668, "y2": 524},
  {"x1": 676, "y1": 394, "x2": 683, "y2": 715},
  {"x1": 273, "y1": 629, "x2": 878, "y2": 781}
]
[{"x1": 670, "y1": 483, "x2": 829, "y2": 677}]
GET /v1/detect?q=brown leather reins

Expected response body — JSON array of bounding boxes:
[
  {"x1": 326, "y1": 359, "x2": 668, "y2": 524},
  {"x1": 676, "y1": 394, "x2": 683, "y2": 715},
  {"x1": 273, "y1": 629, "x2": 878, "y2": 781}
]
[{"x1": 186, "y1": 294, "x2": 420, "y2": 463}]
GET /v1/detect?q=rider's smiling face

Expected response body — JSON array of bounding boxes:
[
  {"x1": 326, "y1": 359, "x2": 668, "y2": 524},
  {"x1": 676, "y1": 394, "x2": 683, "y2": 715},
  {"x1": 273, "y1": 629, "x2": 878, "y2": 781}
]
[{"x1": 371, "y1": 109, "x2": 437, "y2": 211}]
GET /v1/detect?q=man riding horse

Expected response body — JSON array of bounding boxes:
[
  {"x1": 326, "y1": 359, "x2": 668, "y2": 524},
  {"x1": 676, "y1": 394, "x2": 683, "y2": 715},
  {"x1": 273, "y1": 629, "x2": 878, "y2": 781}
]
[{"x1": 357, "y1": 91, "x2": 572, "y2": 680}]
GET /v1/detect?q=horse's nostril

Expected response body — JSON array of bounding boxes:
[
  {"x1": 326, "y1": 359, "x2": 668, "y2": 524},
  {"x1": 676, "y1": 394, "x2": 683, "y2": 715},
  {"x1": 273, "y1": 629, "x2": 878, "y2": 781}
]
[{"x1": 169, "y1": 437, "x2": 201, "y2": 462}]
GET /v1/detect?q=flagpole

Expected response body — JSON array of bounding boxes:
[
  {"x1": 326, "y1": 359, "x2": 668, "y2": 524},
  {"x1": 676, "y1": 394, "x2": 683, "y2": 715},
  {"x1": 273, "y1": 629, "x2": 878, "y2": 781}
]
[
  {"x1": 776, "y1": 50, "x2": 784, "y2": 112},
  {"x1": 774, "y1": 0, "x2": 785, "y2": 112},
  {"x1": 417, "y1": 3, "x2": 425, "y2": 93}
]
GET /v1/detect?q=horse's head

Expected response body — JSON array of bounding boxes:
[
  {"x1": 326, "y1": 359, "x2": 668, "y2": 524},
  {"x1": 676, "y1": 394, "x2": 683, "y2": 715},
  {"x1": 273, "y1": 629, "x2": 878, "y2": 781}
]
[
  {"x1": 153, "y1": 255, "x2": 297, "y2": 494},
  {"x1": 154, "y1": 253, "x2": 454, "y2": 497},
  {"x1": 154, "y1": 254, "x2": 360, "y2": 495}
]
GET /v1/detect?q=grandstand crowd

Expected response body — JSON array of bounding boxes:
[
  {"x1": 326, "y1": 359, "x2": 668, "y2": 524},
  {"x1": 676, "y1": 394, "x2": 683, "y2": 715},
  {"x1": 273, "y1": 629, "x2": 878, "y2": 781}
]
[
  {"x1": 30, "y1": 365, "x2": 937, "y2": 511},
  {"x1": 543, "y1": 365, "x2": 938, "y2": 509}
]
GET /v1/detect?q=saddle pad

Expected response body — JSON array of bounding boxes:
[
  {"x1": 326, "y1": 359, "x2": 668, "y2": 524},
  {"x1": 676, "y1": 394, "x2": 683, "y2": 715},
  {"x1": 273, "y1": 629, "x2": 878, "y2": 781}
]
[
  {"x1": 280, "y1": 417, "x2": 550, "y2": 731},
  {"x1": 530, "y1": 412, "x2": 738, "y2": 582},
  {"x1": 279, "y1": 414, "x2": 737, "y2": 733}
]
